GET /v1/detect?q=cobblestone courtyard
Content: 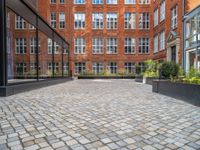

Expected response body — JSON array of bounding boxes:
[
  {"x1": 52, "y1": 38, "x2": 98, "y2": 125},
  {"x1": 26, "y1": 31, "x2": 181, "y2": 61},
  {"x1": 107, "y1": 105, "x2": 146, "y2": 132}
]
[{"x1": 0, "y1": 79, "x2": 200, "y2": 150}]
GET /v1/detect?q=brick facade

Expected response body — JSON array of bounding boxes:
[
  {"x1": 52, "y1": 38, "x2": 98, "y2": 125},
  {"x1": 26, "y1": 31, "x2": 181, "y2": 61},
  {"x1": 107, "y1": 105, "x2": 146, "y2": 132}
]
[{"x1": 12, "y1": 0, "x2": 200, "y2": 76}]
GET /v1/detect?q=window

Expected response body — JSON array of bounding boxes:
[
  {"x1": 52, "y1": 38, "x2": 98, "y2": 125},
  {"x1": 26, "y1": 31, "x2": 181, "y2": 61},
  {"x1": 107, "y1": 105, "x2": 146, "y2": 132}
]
[
  {"x1": 125, "y1": 0, "x2": 136, "y2": 4},
  {"x1": 106, "y1": 0, "x2": 117, "y2": 4},
  {"x1": 15, "y1": 38, "x2": 26, "y2": 54},
  {"x1": 107, "y1": 62, "x2": 117, "y2": 74},
  {"x1": 92, "y1": 38, "x2": 103, "y2": 54},
  {"x1": 50, "y1": 0, "x2": 56, "y2": 4},
  {"x1": 30, "y1": 63, "x2": 37, "y2": 73},
  {"x1": 125, "y1": 38, "x2": 136, "y2": 54},
  {"x1": 92, "y1": 13, "x2": 103, "y2": 29},
  {"x1": 16, "y1": 63, "x2": 26, "y2": 75},
  {"x1": 59, "y1": 13, "x2": 65, "y2": 29},
  {"x1": 160, "y1": 1, "x2": 165, "y2": 22},
  {"x1": 106, "y1": 13, "x2": 118, "y2": 29},
  {"x1": 30, "y1": 37, "x2": 40, "y2": 54},
  {"x1": 29, "y1": 24, "x2": 35, "y2": 30},
  {"x1": 74, "y1": 0, "x2": 85, "y2": 4},
  {"x1": 48, "y1": 39, "x2": 59, "y2": 54},
  {"x1": 160, "y1": 31, "x2": 165, "y2": 50},
  {"x1": 15, "y1": 15, "x2": 26, "y2": 29},
  {"x1": 106, "y1": 38, "x2": 117, "y2": 54},
  {"x1": 74, "y1": 13, "x2": 85, "y2": 29},
  {"x1": 139, "y1": 38, "x2": 149, "y2": 54},
  {"x1": 125, "y1": 62, "x2": 135, "y2": 74},
  {"x1": 124, "y1": 13, "x2": 136, "y2": 29},
  {"x1": 63, "y1": 63, "x2": 68, "y2": 75},
  {"x1": 93, "y1": 62, "x2": 104, "y2": 74},
  {"x1": 48, "y1": 62, "x2": 59, "y2": 73},
  {"x1": 154, "y1": 9, "x2": 158, "y2": 27},
  {"x1": 60, "y1": 0, "x2": 65, "y2": 3},
  {"x1": 92, "y1": 0, "x2": 103, "y2": 4},
  {"x1": 50, "y1": 12, "x2": 56, "y2": 28},
  {"x1": 139, "y1": 13, "x2": 150, "y2": 29},
  {"x1": 139, "y1": 0, "x2": 150, "y2": 4},
  {"x1": 74, "y1": 38, "x2": 86, "y2": 54},
  {"x1": 171, "y1": 5, "x2": 178, "y2": 29},
  {"x1": 154, "y1": 35, "x2": 158, "y2": 53},
  {"x1": 75, "y1": 62, "x2": 86, "y2": 74},
  {"x1": 138, "y1": 62, "x2": 145, "y2": 73}
]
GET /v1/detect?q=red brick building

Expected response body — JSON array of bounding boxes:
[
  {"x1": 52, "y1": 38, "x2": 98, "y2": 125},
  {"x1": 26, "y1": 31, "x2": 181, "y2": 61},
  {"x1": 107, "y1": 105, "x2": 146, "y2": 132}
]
[{"x1": 11, "y1": 0, "x2": 200, "y2": 76}]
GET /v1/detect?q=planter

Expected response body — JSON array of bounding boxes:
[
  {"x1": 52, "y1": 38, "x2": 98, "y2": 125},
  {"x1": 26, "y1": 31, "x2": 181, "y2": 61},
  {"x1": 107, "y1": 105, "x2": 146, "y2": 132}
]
[
  {"x1": 144, "y1": 77, "x2": 159, "y2": 85},
  {"x1": 153, "y1": 80, "x2": 200, "y2": 106},
  {"x1": 135, "y1": 75, "x2": 143, "y2": 82},
  {"x1": 78, "y1": 76, "x2": 135, "y2": 79}
]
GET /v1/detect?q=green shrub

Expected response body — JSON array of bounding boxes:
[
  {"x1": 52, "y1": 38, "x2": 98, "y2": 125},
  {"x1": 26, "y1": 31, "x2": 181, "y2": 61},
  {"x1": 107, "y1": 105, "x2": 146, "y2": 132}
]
[
  {"x1": 143, "y1": 60, "x2": 159, "y2": 77},
  {"x1": 160, "y1": 62, "x2": 179, "y2": 79},
  {"x1": 182, "y1": 68, "x2": 200, "y2": 85}
]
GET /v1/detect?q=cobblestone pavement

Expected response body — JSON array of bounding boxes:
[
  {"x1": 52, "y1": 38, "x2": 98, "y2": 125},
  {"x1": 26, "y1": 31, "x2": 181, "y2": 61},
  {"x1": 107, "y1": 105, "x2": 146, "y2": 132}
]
[{"x1": 0, "y1": 79, "x2": 200, "y2": 150}]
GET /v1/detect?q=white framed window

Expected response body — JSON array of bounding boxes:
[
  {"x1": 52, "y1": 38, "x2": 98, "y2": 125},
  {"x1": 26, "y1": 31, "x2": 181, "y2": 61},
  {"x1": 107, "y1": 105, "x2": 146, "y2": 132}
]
[
  {"x1": 48, "y1": 39, "x2": 59, "y2": 54},
  {"x1": 139, "y1": 13, "x2": 150, "y2": 29},
  {"x1": 92, "y1": 0, "x2": 103, "y2": 4},
  {"x1": 50, "y1": 12, "x2": 56, "y2": 28},
  {"x1": 92, "y1": 13, "x2": 103, "y2": 29},
  {"x1": 75, "y1": 62, "x2": 86, "y2": 74},
  {"x1": 160, "y1": 1, "x2": 165, "y2": 22},
  {"x1": 30, "y1": 62, "x2": 37, "y2": 72},
  {"x1": 154, "y1": 35, "x2": 158, "y2": 53},
  {"x1": 106, "y1": 38, "x2": 117, "y2": 54},
  {"x1": 74, "y1": 0, "x2": 85, "y2": 4},
  {"x1": 74, "y1": 38, "x2": 86, "y2": 54},
  {"x1": 154, "y1": 9, "x2": 158, "y2": 27},
  {"x1": 29, "y1": 24, "x2": 35, "y2": 30},
  {"x1": 125, "y1": 0, "x2": 136, "y2": 4},
  {"x1": 92, "y1": 38, "x2": 103, "y2": 54},
  {"x1": 139, "y1": 38, "x2": 149, "y2": 54},
  {"x1": 30, "y1": 37, "x2": 40, "y2": 54},
  {"x1": 15, "y1": 38, "x2": 26, "y2": 54},
  {"x1": 60, "y1": 0, "x2": 65, "y2": 4},
  {"x1": 16, "y1": 63, "x2": 27, "y2": 74},
  {"x1": 59, "y1": 13, "x2": 65, "y2": 29},
  {"x1": 107, "y1": 62, "x2": 117, "y2": 74},
  {"x1": 160, "y1": 31, "x2": 165, "y2": 50},
  {"x1": 125, "y1": 62, "x2": 135, "y2": 74},
  {"x1": 125, "y1": 38, "x2": 136, "y2": 54},
  {"x1": 50, "y1": 0, "x2": 56, "y2": 4},
  {"x1": 48, "y1": 62, "x2": 59, "y2": 73},
  {"x1": 171, "y1": 5, "x2": 178, "y2": 29},
  {"x1": 106, "y1": 13, "x2": 118, "y2": 29},
  {"x1": 106, "y1": 0, "x2": 117, "y2": 4},
  {"x1": 93, "y1": 62, "x2": 104, "y2": 74},
  {"x1": 74, "y1": 13, "x2": 85, "y2": 29},
  {"x1": 63, "y1": 63, "x2": 68, "y2": 75},
  {"x1": 139, "y1": 0, "x2": 150, "y2": 4},
  {"x1": 124, "y1": 13, "x2": 136, "y2": 29},
  {"x1": 15, "y1": 15, "x2": 26, "y2": 29}
]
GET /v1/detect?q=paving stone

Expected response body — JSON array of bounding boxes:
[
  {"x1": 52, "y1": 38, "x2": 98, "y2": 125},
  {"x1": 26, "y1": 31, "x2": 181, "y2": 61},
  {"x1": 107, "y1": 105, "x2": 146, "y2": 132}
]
[{"x1": 0, "y1": 80, "x2": 200, "y2": 150}]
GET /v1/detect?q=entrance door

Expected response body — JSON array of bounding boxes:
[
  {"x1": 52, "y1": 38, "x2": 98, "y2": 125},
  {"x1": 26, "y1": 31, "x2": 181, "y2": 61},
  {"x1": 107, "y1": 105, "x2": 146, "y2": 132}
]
[{"x1": 171, "y1": 46, "x2": 176, "y2": 62}]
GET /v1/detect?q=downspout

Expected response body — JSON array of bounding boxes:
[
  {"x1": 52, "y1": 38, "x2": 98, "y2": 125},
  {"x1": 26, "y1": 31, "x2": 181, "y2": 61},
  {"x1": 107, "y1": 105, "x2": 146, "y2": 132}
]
[{"x1": 182, "y1": 0, "x2": 185, "y2": 69}]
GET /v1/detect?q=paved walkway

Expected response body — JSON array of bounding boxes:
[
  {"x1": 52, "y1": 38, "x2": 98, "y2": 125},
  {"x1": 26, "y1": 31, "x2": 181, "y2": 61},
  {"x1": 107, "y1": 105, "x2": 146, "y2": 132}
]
[{"x1": 0, "y1": 79, "x2": 200, "y2": 150}]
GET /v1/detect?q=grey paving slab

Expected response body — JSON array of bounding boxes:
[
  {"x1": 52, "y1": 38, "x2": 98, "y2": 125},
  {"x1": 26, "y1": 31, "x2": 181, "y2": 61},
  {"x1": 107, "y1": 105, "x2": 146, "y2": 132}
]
[{"x1": 0, "y1": 79, "x2": 200, "y2": 150}]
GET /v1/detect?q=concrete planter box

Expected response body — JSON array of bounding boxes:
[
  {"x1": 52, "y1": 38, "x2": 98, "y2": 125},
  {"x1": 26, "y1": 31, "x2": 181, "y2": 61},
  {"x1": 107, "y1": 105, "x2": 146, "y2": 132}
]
[
  {"x1": 143, "y1": 77, "x2": 159, "y2": 85},
  {"x1": 153, "y1": 80, "x2": 200, "y2": 106},
  {"x1": 78, "y1": 76, "x2": 135, "y2": 79},
  {"x1": 135, "y1": 75, "x2": 143, "y2": 82}
]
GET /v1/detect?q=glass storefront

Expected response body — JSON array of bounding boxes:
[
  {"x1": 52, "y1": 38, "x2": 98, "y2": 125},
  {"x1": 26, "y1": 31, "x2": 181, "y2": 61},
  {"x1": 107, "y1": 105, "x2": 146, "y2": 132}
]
[
  {"x1": 0, "y1": 0, "x2": 69, "y2": 87},
  {"x1": 184, "y1": 7, "x2": 200, "y2": 72}
]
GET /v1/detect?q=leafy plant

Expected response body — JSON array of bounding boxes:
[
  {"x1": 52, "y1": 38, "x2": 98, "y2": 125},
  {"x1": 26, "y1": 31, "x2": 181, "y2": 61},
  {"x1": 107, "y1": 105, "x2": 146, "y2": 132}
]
[
  {"x1": 143, "y1": 60, "x2": 159, "y2": 77},
  {"x1": 160, "y1": 61, "x2": 179, "y2": 80}
]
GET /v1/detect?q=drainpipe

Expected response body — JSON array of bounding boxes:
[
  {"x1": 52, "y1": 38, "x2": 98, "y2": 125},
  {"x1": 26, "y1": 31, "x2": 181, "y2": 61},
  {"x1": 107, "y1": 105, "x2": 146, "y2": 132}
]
[{"x1": 182, "y1": 0, "x2": 185, "y2": 70}]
